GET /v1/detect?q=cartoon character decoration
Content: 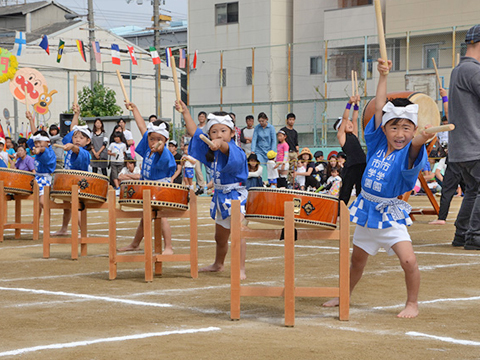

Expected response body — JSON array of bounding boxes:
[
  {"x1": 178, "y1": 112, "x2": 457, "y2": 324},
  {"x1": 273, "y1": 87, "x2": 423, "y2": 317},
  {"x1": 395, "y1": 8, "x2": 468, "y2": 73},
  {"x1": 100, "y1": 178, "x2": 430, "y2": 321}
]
[
  {"x1": 0, "y1": 48, "x2": 18, "y2": 84},
  {"x1": 34, "y1": 85, "x2": 57, "y2": 115},
  {"x1": 9, "y1": 67, "x2": 57, "y2": 125}
]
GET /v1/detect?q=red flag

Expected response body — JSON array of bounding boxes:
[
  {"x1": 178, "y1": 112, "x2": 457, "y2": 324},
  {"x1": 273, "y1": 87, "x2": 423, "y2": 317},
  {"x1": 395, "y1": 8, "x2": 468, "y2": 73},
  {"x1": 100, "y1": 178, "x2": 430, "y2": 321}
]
[
  {"x1": 111, "y1": 44, "x2": 120, "y2": 65},
  {"x1": 0, "y1": 122, "x2": 5, "y2": 139},
  {"x1": 192, "y1": 50, "x2": 198, "y2": 69},
  {"x1": 149, "y1": 47, "x2": 160, "y2": 65},
  {"x1": 128, "y1": 46, "x2": 138, "y2": 65},
  {"x1": 76, "y1": 40, "x2": 87, "y2": 62}
]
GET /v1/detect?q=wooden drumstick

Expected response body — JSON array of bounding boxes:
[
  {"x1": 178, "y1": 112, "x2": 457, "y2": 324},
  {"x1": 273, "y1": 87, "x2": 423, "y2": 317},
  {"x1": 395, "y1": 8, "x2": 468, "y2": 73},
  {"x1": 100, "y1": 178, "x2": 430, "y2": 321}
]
[
  {"x1": 351, "y1": 70, "x2": 355, "y2": 97},
  {"x1": 354, "y1": 70, "x2": 359, "y2": 105},
  {"x1": 116, "y1": 70, "x2": 133, "y2": 111},
  {"x1": 424, "y1": 124, "x2": 455, "y2": 134},
  {"x1": 24, "y1": 86, "x2": 29, "y2": 112},
  {"x1": 170, "y1": 55, "x2": 184, "y2": 113},
  {"x1": 374, "y1": 0, "x2": 389, "y2": 75},
  {"x1": 53, "y1": 144, "x2": 66, "y2": 150},
  {"x1": 199, "y1": 134, "x2": 215, "y2": 147},
  {"x1": 431, "y1": 57, "x2": 442, "y2": 88},
  {"x1": 73, "y1": 75, "x2": 77, "y2": 106},
  {"x1": 153, "y1": 140, "x2": 163, "y2": 151}
]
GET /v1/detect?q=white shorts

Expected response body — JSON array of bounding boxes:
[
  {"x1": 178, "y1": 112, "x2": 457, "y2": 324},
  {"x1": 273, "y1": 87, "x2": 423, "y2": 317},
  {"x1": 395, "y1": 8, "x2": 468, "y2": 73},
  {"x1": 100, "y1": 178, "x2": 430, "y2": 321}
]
[
  {"x1": 353, "y1": 222, "x2": 411, "y2": 256},
  {"x1": 215, "y1": 208, "x2": 231, "y2": 229}
]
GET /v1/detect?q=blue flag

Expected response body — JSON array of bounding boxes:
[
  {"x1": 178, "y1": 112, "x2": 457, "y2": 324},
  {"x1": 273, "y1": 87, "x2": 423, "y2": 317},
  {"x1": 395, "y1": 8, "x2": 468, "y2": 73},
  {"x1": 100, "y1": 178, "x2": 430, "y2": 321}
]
[{"x1": 39, "y1": 35, "x2": 49, "y2": 55}]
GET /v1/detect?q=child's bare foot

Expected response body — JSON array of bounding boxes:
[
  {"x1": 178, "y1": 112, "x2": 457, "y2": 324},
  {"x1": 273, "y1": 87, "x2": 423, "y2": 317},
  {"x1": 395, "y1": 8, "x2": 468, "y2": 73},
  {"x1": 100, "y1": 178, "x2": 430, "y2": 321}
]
[
  {"x1": 162, "y1": 247, "x2": 174, "y2": 255},
  {"x1": 117, "y1": 245, "x2": 140, "y2": 252},
  {"x1": 52, "y1": 229, "x2": 68, "y2": 237},
  {"x1": 428, "y1": 219, "x2": 446, "y2": 225},
  {"x1": 199, "y1": 264, "x2": 224, "y2": 273},
  {"x1": 240, "y1": 269, "x2": 246, "y2": 280},
  {"x1": 322, "y1": 297, "x2": 340, "y2": 307},
  {"x1": 397, "y1": 302, "x2": 419, "y2": 318}
]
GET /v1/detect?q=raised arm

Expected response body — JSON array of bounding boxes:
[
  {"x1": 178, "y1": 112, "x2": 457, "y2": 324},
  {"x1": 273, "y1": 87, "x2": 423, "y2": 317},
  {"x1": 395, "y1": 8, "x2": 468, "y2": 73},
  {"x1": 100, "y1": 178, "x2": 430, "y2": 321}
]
[
  {"x1": 439, "y1": 87, "x2": 448, "y2": 119},
  {"x1": 375, "y1": 59, "x2": 392, "y2": 129},
  {"x1": 124, "y1": 101, "x2": 147, "y2": 136},
  {"x1": 70, "y1": 103, "x2": 81, "y2": 130},
  {"x1": 337, "y1": 96, "x2": 356, "y2": 146},
  {"x1": 25, "y1": 111, "x2": 36, "y2": 135},
  {"x1": 175, "y1": 100, "x2": 197, "y2": 137},
  {"x1": 351, "y1": 94, "x2": 361, "y2": 137}
]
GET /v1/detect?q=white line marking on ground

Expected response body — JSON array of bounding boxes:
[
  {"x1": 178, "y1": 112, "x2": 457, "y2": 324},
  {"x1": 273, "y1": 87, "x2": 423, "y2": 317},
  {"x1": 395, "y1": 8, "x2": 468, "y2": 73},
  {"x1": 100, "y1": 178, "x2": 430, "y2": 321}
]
[
  {"x1": 0, "y1": 327, "x2": 221, "y2": 357},
  {"x1": 0, "y1": 287, "x2": 172, "y2": 308},
  {"x1": 406, "y1": 331, "x2": 480, "y2": 346},
  {"x1": 373, "y1": 295, "x2": 480, "y2": 310}
]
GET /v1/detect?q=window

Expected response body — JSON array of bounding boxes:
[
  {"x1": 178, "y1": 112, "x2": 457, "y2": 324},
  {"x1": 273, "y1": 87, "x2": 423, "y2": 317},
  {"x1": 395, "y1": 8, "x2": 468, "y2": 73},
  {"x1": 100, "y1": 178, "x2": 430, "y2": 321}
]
[
  {"x1": 246, "y1": 66, "x2": 252, "y2": 85},
  {"x1": 215, "y1": 2, "x2": 239, "y2": 25},
  {"x1": 338, "y1": 0, "x2": 372, "y2": 8},
  {"x1": 219, "y1": 68, "x2": 226, "y2": 87},
  {"x1": 424, "y1": 44, "x2": 439, "y2": 69},
  {"x1": 310, "y1": 56, "x2": 322, "y2": 74}
]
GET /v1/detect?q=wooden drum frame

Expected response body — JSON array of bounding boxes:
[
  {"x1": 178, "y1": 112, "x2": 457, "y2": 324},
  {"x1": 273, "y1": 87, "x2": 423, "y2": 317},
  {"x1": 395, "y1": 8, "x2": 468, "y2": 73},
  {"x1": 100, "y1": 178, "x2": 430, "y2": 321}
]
[
  {"x1": 362, "y1": 91, "x2": 440, "y2": 133},
  {"x1": 50, "y1": 170, "x2": 110, "y2": 203},
  {"x1": 119, "y1": 180, "x2": 189, "y2": 211},
  {"x1": 0, "y1": 168, "x2": 35, "y2": 195},
  {"x1": 246, "y1": 187, "x2": 339, "y2": 229}
]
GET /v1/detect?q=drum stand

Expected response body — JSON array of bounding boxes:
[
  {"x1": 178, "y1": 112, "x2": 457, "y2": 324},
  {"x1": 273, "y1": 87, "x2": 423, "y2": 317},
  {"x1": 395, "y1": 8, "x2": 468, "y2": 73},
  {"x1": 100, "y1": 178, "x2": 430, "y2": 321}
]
[
  {"x1": 230, "y1": 200, "x2": 350, "y2": 327},
  {"x1": 0, "y1": 181, "x2": 40, "y2": 242},
  {"x1": 108, "y1": 189, "x2": 198, "y2": 282},
  {"x1": 43, "y1": 185, "x2": 114, "y2": 259}
]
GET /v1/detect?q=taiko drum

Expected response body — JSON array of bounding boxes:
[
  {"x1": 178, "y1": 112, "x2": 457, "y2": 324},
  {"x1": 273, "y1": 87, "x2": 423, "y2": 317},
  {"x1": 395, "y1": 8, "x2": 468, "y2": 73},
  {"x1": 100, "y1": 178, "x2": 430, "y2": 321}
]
[
  {"x1": 119, "y1": 180, "x2": 189, "y2": 211},
  {"x1": 246, "y1": 187, "x2": 339, "y2": 229},
  {"x1": 0, "y1": 168, "x2": 35, "y2": 195},
  {"x1": 50, "y1": 170, "x2": 110, "y2": 203}
]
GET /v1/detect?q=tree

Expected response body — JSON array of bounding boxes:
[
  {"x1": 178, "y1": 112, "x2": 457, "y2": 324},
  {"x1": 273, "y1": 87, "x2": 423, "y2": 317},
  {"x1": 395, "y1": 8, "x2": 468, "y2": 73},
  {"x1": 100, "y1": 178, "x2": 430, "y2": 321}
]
[{"x1": 77, "y1": 82, "x2": 122, "y2": 118}]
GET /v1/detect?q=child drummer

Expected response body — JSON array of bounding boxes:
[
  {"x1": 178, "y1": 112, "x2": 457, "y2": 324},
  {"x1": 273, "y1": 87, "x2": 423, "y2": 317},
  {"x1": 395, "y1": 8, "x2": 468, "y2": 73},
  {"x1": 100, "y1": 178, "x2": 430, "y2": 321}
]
[
  {"x1": 26, "y1": 111, "x2": 56, "y2": 218},
  {"x1": 117, "y1": 102, "x2": 177, "y2": 255},
  {"x1": 175, "y1": 100, "x2": 249, "y2": 280},
  {"x1": 324, "y1": 58, "x2": 434, "y2": 318}
]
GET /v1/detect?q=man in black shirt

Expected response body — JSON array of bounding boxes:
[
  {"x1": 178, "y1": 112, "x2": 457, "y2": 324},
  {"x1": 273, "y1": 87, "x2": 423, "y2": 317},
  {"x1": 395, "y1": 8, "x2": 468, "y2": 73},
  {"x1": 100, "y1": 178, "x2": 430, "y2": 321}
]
[{"x1": 280, "y1": 113, "x2": 299, "y2": 186}]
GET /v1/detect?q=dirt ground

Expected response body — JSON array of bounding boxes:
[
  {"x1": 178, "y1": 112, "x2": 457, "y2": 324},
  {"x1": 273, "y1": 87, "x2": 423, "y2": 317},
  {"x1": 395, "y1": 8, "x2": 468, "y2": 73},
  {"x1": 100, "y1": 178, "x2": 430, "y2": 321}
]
[{"x1": 1, "y1": 194, "x2": 480, "y2": 359}]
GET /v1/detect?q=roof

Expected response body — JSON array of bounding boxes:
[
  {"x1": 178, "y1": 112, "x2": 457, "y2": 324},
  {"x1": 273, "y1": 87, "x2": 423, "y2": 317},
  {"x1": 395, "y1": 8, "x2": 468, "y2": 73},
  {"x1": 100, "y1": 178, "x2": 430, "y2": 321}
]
[
  {"x1": 0, "y1": 1, "x2": 76, "y2": 16},
  {"x1": 0, "y1": 20, "x2": 82, "y2": 46}
]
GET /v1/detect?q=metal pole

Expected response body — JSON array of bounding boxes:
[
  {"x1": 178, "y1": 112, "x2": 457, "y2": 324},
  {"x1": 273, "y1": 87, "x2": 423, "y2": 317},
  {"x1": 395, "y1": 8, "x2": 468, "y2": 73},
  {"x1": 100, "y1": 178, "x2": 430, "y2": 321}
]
[
  {"x1": 67, "y1": 70, "x2": 70, "y2": 106},
  {"x1": 129, "y1": 59, "x2": 133, "y2": 107},
  {"x1": 252, "y1": 47, "x2": 255, "y2": 114},
  {"x1": 324, "y1": 40, "x2": 328, "y2": 98},
  {"x1": 220, "y1": 51, "x2": 224, "y2": 110},
  {"x1": 313, "y1": 101, "x2": 317, "y2": 147},
  {"x1": 154, "y1": 0, "x2": 162, "y2": 117},
  {"x1": 187, "y1": 53, "x2": 190, "y2": 105},
  {"x1": 87, "y1": 0, "x2": 97, "y2": 89},
  {"x1": 406, "y1": 31, "x2": 410, "y2": 75},
  {"x1": 364, "y1": 35, "x2": 368, "y2": 97},
  {"x1": 287, "y1": 43, "x2": 291, "y2": 113},
  {"x1": 452, "y1": 26, "x2": 456, "y2": 69}
]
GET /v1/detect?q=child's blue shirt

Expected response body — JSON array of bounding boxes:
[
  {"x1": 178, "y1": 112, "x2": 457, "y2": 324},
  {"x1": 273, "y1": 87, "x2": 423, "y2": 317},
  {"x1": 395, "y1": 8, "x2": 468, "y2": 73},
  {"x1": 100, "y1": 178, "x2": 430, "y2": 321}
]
[
  {"x1": 62, "y1": 130, "x2": 91, "y2": 171},
  {"x1": 27, "y1": 138, "x2": 56, "y2": 174},
  {"x1": 135, "y1": 132, "x2": 176, "y2": 180},
  {"x1": 349, "y1": 116, "x2": 427, "y2": 229},
  {"x1": 189, "y1": 128, "x2": 248, "y2": 220}
]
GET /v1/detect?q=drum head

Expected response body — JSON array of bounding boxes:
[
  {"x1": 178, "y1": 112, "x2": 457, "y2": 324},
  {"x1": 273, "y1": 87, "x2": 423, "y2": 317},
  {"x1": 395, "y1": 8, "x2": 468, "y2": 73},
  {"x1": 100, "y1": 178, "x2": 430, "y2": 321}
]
[{"x1": 409, "y1": 93, "x2": 440, "y2": 133}]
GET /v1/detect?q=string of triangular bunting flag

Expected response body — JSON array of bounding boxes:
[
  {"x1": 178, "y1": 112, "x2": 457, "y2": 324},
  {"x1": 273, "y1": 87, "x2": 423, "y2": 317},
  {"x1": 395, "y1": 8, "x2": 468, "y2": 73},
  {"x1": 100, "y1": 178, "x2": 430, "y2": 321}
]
[{"x1": 11, "y1": 31, "x2": 197, "y2": 68}]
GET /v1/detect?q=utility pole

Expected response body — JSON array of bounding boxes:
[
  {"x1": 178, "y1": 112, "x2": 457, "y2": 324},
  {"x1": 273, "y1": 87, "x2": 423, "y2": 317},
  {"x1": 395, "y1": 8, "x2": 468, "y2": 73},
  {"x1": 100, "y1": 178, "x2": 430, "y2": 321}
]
[
  {"x1": 153, "y1": 0, "x2": 162, "y2": 117},
  {"x1": 87, "y1": 0, "x2": 97, "y2": 89}
]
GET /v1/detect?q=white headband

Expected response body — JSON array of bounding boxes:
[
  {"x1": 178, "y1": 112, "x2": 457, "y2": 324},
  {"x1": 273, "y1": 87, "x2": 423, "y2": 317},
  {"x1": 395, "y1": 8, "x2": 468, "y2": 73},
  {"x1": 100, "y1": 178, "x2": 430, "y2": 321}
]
[
  {"x1": 32, "y1": 134, "x2": 50, "y2": 142},
  {"x1": 205, "y1": 113, "x2": 234, "y2": 133},
  {"x1": 382, "y1": 102, "x2": 418, "y2": 126},
  {"x1": 72, "y1": 125, "x2": 92, "y2": 139},
  {"x1": 334, "y1": 117, "x2": 343, "y2": 131},
  {"x1": 147, "y1": 122, "x2": 169, "y2": 140}
]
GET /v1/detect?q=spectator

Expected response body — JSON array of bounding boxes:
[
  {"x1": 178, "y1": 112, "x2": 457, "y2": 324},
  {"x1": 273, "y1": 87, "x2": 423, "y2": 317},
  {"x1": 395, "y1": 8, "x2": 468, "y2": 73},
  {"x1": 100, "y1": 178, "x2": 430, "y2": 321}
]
[
  {"x1": 118, "y1": 158, "x2": 141, "y2": 181},
  {"x1": 240, "y1": 115, "x2": 255, "y2": 155},
  {"x1": 14, "y1": 145, "x2": 35, "y2": 172},
  {"x1": 280, "y1": 113, "x2": 299, "y2": 184},
  {"x1": 313, "y1": 150, "x2": 327, "y2": 185},
  {"x1": 182, "y1": 144, "x2": 197, "y2": 191},
  {"x1": 5, "y1": 137, "x2": 16, "y2": 164},
  {"x1": 246, "y1": 153, "x2": 263, "y2": 189},
  {"x1": 193, "y1": 111, "x2": 209, "y2": 195},
  {"x1": 108, "y1": 131, "x2": 127, "y2": 195},
  {"x1": 276, "y1": 130, "x2": 289, "y2": 188},
  {"x1": 49, "y1": 125, "x2": 64, "y2": 169},
  {"x1": 251, "y1": 112, "x2": 276, "y2": 175},
  {"x1": 293, "y1": 148, "x2": 318, "y2": 190},
  {"x1": 229, "y1": 112, "x2": 242, "y2": 147},
  {"x1": 168, "y1": 140, "x2": 183, "y2": 185},
  {"x1": 117, "y1": 118, "x2": 135, "y2": 159},
  {"x1": 266, "y1": 150, "x2": 278, "y2": 188},
  {"x1": 0, "y1": 138, "x2": 8, "y2": 166},
  {"x1": 90, "y1": 118, "x2": 108, "y2": 176}
]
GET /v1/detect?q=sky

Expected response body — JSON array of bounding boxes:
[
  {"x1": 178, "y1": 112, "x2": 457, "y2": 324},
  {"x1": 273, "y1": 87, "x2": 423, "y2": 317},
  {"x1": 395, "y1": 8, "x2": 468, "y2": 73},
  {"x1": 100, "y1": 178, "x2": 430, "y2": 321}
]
[{"x1": 53, "y1": 0, "x2": 188, "y2": 30}]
